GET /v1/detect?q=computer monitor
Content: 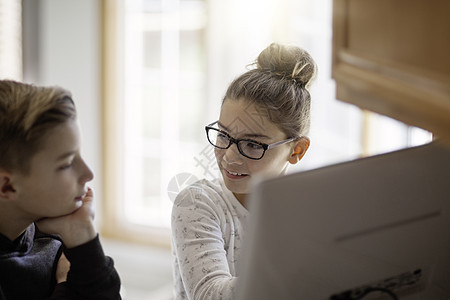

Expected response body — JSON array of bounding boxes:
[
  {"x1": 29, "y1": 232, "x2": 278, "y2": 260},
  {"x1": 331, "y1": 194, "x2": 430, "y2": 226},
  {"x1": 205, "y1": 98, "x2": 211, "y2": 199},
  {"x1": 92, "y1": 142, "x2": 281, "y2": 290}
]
[{"x1": 236, "y1": 141, "x2": 450, "y2": 300}]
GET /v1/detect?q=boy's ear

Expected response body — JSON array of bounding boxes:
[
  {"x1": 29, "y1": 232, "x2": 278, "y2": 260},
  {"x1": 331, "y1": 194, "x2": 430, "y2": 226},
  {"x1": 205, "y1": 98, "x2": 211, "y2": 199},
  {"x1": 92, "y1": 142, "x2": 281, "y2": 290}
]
[
  {"x1": 288, "y1": 137, "x2": 310, "y2": 165},
  {"x1": 0, "y1": 172, "x2": 17, "y2": 201}
]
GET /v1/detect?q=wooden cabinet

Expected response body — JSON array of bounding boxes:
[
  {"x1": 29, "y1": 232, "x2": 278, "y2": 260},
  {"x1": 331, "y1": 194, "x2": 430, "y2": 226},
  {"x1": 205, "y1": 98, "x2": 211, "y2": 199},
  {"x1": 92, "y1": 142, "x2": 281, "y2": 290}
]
[{"x1": 332, "y1": 0, "x2": 450, "y2": 143}]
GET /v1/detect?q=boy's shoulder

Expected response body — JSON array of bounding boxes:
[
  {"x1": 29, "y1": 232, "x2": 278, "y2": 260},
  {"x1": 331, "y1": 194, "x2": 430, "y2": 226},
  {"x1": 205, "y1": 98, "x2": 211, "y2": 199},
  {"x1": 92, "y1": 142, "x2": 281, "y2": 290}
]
[
  {"x1": 0, "y1": 224, "x2": 62, "y2": 299},
  {"x1": 0, "y1": 223, "x2": 61, "y2": 258}
]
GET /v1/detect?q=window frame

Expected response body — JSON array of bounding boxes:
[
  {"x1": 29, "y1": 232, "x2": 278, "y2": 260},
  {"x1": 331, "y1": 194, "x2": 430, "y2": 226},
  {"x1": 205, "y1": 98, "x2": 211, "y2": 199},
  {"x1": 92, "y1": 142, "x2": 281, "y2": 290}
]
[{"x1": 101, "y1": 0, "x2": 172, "y2": 247}]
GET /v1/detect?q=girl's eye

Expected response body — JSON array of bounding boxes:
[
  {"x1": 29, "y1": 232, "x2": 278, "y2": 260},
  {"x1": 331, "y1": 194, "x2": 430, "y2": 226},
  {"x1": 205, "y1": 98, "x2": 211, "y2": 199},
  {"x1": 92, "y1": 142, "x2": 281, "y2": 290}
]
[
  {"x1": 217, "y1": 132, "x2": 228, "y2": 139},
  {"x1": 246, "y1": 142, "x2": 263, "y2": 150},
  {"x1": 217, "y1": 133, "x2": 230, "y2": 144}
]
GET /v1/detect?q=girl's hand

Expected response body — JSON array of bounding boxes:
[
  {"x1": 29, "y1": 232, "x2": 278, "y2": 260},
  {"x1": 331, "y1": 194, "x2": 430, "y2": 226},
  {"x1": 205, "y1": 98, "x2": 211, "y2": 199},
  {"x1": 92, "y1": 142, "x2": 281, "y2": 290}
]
[{"x1": 36, "y1": 188, "x2": 97, "y2": 248}]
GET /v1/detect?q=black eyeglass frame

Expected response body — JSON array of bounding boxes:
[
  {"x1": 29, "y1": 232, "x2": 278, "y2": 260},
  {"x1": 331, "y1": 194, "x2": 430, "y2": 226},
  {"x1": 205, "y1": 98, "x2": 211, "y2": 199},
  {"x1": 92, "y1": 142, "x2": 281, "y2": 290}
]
[{"x1": 205, "y1": 121, "x2": 299, "y2": 160}]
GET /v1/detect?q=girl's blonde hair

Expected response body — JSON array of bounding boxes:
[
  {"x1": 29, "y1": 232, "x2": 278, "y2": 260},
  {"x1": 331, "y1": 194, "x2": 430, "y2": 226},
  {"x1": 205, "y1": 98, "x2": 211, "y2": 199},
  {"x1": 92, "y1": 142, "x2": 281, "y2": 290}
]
[{"x1": 223, "y1": 43, "x2": 317, "y2": 138}]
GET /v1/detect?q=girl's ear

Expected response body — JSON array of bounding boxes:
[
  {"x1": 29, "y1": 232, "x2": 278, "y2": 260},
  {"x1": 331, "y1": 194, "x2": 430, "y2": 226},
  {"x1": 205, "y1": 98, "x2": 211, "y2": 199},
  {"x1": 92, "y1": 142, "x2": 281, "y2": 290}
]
[
  {"x1": 288, "y1": 136, "x2": 310, "y2": 165},
  {"x1": 0, "y1": 172, "x2": 17, "y2": 201}
]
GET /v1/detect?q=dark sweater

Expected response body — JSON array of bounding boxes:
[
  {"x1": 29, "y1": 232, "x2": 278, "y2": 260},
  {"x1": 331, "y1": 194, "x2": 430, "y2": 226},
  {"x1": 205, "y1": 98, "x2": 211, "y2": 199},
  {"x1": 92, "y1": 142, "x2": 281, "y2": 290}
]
[{"x1": 0, "y1": 224, "x2": 121, "y2": 300}]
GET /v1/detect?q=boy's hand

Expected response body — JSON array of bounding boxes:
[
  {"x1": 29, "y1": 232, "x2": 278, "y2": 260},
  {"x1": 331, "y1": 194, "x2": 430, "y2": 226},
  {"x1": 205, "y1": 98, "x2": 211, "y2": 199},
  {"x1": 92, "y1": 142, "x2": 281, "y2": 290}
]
[
  {"x1": 36, "y1": 188, "x2": 97, "y2": 248},
  {"x1": 56, "y1": 253, "x2": 70, "y2": 283}
]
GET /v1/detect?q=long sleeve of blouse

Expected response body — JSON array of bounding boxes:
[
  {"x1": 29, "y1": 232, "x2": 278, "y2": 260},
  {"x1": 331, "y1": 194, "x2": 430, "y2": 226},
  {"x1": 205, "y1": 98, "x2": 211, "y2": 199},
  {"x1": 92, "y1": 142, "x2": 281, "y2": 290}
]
[{"x1": 171, "y1": 179, "x2": 248, "y2": 300}]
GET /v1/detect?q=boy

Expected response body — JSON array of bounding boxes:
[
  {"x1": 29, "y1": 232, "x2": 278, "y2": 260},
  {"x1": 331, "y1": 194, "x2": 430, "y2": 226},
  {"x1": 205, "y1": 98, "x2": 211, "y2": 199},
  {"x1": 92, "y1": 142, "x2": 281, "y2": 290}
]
[{"x1": 0, "y1": 80, "x2": 121, "y2": 299}]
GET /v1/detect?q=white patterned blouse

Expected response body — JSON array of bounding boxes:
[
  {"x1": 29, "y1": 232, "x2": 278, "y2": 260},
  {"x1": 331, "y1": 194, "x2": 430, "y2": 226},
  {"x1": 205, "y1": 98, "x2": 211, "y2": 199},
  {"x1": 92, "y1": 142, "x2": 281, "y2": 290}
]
[{"x1": 171, "y1": 178, "x2": 249, "y2": 300}]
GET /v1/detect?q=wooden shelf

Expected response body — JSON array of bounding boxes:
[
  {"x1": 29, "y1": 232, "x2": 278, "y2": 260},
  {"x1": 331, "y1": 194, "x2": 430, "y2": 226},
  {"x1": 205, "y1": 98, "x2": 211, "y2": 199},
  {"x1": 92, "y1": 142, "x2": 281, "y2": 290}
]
[{"x1": 332, "y1": 0, "x2": 450, "y2": 143}]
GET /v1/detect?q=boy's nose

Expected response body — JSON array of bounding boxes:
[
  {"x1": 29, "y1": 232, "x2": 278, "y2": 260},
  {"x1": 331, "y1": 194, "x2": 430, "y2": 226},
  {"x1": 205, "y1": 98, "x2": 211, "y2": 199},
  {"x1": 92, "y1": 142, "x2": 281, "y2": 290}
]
[{"x1": 80, "y1": 160, "x2": 94, "y2": 183}]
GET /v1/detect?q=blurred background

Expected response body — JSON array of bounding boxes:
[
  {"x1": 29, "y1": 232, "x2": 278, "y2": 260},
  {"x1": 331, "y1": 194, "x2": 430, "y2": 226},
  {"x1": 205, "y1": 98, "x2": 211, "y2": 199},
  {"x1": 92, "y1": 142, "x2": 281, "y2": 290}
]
[{"x1": 0, "y1": 0, "x2": 431, "y2": 299}]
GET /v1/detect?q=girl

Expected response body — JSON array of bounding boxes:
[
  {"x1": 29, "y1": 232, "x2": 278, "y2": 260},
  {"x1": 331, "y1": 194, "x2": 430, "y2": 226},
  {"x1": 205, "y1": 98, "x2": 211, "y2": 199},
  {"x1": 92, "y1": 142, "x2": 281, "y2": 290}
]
[{"x1": 171, "y1": 43, "x2": 317, "y2": 300}]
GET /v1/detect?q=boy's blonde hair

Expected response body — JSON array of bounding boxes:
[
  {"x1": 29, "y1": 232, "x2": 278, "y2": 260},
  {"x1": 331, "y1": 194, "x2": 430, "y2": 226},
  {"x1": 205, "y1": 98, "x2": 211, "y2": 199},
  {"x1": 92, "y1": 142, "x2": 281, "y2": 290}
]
[{"x1": 0, "y1": 80, "x2": 76, "y2": 174}]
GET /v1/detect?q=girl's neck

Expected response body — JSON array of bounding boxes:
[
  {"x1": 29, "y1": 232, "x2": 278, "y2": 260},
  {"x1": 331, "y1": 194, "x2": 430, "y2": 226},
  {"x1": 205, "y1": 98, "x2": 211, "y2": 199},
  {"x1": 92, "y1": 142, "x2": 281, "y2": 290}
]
[{"x1": 233, "y1": 192, "x2": 247, "y2": 209}]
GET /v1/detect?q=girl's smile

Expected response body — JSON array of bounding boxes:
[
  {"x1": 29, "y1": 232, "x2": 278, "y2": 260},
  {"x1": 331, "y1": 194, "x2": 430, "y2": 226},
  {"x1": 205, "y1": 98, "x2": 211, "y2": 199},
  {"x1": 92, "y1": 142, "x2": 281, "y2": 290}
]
[{"x1": 223, "y1": 167, "x2": 249, "y2": 180}]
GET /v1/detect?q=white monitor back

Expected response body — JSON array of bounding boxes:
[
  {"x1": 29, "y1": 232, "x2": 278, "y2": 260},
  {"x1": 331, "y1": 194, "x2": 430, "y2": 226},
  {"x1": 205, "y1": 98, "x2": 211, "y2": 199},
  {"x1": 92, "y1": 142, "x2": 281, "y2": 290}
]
[{"x1": 236, "y1": 142, "x2": 450, "y2": 300}]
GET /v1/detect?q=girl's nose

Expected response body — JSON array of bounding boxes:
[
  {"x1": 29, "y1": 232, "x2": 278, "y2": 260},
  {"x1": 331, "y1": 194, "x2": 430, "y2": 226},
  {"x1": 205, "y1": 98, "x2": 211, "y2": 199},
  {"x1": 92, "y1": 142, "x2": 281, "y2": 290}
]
[{"x1": 223, "y1": 143, "x2": 244, "y2": 164}]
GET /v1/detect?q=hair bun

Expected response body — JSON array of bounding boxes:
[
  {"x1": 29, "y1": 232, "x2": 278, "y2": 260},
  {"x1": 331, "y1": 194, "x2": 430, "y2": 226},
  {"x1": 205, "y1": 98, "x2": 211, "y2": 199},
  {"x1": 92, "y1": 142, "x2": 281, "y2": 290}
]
[{"x1": 255, "y1": 43, "x2": 317, "y2": 88}]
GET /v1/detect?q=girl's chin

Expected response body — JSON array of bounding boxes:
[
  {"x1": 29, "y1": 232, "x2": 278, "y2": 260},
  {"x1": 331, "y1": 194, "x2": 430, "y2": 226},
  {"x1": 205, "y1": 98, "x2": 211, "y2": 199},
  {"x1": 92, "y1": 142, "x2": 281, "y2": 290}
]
[{"x1": 223, "y1": 178, "x2": 250, "y2": 195}]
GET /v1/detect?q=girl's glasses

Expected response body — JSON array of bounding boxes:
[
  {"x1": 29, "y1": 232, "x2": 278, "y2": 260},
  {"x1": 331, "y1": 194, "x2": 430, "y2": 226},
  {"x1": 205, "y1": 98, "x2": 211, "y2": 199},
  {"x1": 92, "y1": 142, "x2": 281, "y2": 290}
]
[{"x1": 205, "y1": 121, "x2": 297, "y2": 160}]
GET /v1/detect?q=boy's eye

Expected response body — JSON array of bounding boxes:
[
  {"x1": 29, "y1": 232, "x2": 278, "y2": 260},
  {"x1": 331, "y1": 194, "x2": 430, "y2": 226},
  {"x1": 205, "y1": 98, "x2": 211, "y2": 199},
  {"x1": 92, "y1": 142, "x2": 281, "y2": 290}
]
[{"x1": 59, "y1": 160, "x2": 74, "y2": 170}]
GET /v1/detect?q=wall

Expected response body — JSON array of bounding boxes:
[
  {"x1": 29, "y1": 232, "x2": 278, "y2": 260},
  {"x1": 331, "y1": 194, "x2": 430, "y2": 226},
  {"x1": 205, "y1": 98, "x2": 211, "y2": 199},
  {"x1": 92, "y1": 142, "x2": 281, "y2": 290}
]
[{"x1": 23, "y1": 0, "x2": 103, "y2": 223}]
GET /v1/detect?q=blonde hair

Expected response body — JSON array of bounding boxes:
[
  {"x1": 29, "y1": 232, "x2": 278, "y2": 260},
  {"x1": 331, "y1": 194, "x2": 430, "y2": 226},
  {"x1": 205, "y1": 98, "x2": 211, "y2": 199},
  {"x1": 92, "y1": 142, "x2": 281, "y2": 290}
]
[
  {"x1": 0, "y1": 80, "x2": 76, "y2": 173},
  {"x1": 223, "y1": 43, "x2": 317, "y2": 138}
]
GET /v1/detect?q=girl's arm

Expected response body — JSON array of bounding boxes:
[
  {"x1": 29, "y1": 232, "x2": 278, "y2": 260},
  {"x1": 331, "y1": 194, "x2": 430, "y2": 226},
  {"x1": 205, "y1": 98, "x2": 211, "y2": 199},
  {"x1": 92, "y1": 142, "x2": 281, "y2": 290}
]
[{"x1": 172, "y1": 187, "x2": 237, "y2": 300}]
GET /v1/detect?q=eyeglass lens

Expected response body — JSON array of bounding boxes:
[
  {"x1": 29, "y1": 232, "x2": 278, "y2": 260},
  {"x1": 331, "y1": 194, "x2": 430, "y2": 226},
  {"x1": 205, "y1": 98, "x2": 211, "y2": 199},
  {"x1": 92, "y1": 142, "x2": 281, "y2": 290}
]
[{"x1": 207, "y1": 128, "x2": 265, "y2": 159}]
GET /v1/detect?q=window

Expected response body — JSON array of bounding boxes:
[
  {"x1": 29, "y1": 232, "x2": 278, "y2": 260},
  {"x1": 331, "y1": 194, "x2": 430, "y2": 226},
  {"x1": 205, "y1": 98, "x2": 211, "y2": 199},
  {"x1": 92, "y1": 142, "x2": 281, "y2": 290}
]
[
  {"x1": 102, "y1": 0, "x2": 431, "y2": 245},
  {"x1": 122, "y1": 0, "x2": 207, "y2": 228},
  {"x1": 0, "y1": 0, "x2": 22, "y2": 80},
  {"x1": 102, "y1": 0, "x2": 209, "y2": 245}
]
